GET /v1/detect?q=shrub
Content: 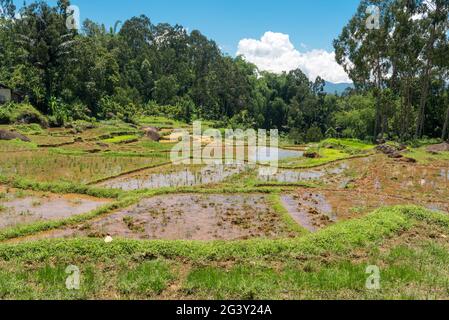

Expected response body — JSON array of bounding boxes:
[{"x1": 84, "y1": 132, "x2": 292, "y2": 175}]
[
  {"x1": 0, "y1": 102, "x2": 48, "y2": 127},
  {"x1": 305, "y1": 126, "x2": 323, "y2": 143}
]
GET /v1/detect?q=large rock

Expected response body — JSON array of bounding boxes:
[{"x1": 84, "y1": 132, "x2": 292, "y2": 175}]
[
  {"x1": 426, "y1": 143, "x2": 449, "y2": 153},
  {"x1": 142, "y1": 127, "x2": 161, "y2": 142},
  {"x1": 0, "y1": 129, "x2": 31, "y2": 142},
  {"x1": 375, "y1": 144, "x2": 404, "y2": 158},
  {"x1": 304, "y1": 151, "x2": 320, "y2": 159}
]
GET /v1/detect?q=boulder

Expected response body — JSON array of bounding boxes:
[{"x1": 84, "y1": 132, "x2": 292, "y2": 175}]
[
  {"x1": 0, "y1": 129, "x2": 31, "y2": 142},
  {"x1": 304, "y1": 151, "x2": 320, "y2": 159},
  {"x1": 375, "y1": 144, "x2": 403, "y2": 158},
  {"x1": 142, "y1": 126, "x2": 161, "y2": 142},
  {"x1": 426, "y1": 143, "x2": 449, "y2": 153}
]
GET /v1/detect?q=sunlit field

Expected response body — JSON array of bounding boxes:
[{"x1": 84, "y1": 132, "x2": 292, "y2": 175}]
[{"x1": 0, "y1": 0, "x2": 448, "y2": 302}]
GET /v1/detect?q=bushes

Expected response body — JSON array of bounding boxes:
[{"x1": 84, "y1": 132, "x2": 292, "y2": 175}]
[
  {"x1": 0, "y1": 102, "x2": 48, "y2": 127},
  {"x1": 98, "y1": 96, "x2": 139, "y2": 123},
  {"x1": 48, "y1": 97, "x2": 92, "y2": 126},
  {"x1": 305, "y1": 126, "x2": 324, "y2": 143},
  {"x1": 144, "y1": 101, "x2": 189, "y2": 122}
]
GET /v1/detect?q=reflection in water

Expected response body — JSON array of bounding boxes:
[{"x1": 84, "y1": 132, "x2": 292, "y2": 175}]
[
  {"x1": 250, "y1": 147, "x2": 304, "y2": 162},
  {"x1": 258, "y1": 163, "x2": 348, "y2": 183},
  {"x1": 100, "y1": 164, "x2": 250, "y2": 190},
  {"x1": 441, "y1": 169, "x2": 449, "y2": 180}
]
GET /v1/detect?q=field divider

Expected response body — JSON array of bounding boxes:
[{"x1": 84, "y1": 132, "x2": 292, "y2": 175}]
[
  {"x1": 0, "y1": 195, "x2": 141, "y2": 242},
  {"x1": 86, "y1": 161, "x2": 173, "y2": 186},
  {"x1": 0, "y1": 206, "x2": 431, "y2": 262},
  {"x1": 275, "y1": 153, "x2": 375, "y2": 170},
  {"x1": 0, "y1": 186, "x2": 283, "y2": 242},
  {"x1": 267, "y1": 193, "x2": 310, "y2": 236},
  {"x1": 0, "y1": 175, "x2": 125, "y2": 199}
]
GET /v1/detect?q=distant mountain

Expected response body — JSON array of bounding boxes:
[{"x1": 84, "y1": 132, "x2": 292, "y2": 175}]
[{"x1": 323, "y1": 81, "x2": 354, "y2": 94}]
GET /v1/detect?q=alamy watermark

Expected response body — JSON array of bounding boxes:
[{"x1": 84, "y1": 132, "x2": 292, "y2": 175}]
[
  {"x1": 65, "y1": 265, "x2": 80, "y2": 290},
  {"x1": 66, "y1": 5, "x2": 80, "y2": 30},
  {"x1": 169, "y1": 121, "x2": 280, "y2": 175},
  {"x1": 366, "y1": 265, "x2": 381, "y2": 290},
  {"x1": 366, "y1": 5, "x2": 380, "y2": 30}
]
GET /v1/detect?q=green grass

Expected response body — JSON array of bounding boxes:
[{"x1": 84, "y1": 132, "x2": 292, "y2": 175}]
[
  {"x1": 139, "y1": 140, "x2": 176, "y2": 151},
  {"x1": 319, "y1": 138, "x2": 374, "y2": 153},
  {"x1": 0, "y1": 175, "x2": 124, "y2": 199},
  {"x1": 1, "y1": 125, "x2": 448, "y2": 299},
  {"x1": 267, "y1": 193, "x2": 309, "y2": 236},
  {"x1": 405, "y1": 147, "x2": 449, "y2": 164},
  {"x1": 0, "y1": 206, "x2": 447, "y2": 299},
  {"x1": 138, "y1": 116, "x2": 189, "y2": 129},
  {"x1": 275, "y1": 138, "x2": 375, "y2": 169},
  {"x1": 102, "y1": 135, "x2": 140, "y2": 144},
  {"x1": 117, "y1": 260, "x2": 174, "y2": 297},
  {"x1": 0, "y1": 205, "x2": 431, "y2": 261},
  {"x1": 279, "y1": 148, "x2": 358, "y2": 168},
  {"x1": 0, "y1": 139, "x2": 38, "y2": 152},
  {"x1": 0, "y1": 150, "x2": 168, "y2": 184}
]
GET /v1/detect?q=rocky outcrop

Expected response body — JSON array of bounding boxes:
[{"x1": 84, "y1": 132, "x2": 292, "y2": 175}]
[
  {"x1": 0, "y1": 129, "x2": 31, "y2": 142},
  {"x1": 304, "y1": 151, "x2": 320, "y2": 159},
  {"x1": 426, "y1": 143, "x2": 449, "y2": 153},
  {"x1": 142, "y1": 127, "x2": 161, "y2": 142},
  {"x1": 375, "y1": 144, "x2": 405, "y2": 159}
]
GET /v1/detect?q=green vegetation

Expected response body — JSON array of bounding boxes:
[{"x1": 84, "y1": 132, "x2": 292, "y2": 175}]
[
  {"x1": 0, "y1": 1, "x2": 446, "y2": 143},
  {"x1": 405, "y1": 147, "x2": 449, "y2": 164},
  {"x1": 0, "y1": 0, "x2": 448, "y2": 301},
  {"x1": 267, "y1": 193, "x2": 309, "y2": 236},
  {"x1": 319, "y1": 138, "x2": 374, "y2": 154},
  {"x1": 0, "y1": 206, "x2": 448, "y2": 299},
  {"x1": 102, "y1": 135, "x2": 140, "y2": 144}
]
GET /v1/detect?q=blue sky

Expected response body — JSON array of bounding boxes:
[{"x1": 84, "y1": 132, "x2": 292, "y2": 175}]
[
  {"x1": 30, "y1": 0, "x2": 359, "y2": 53},
  {"x1": 16, "y1": 0, "x2": 361, "y2": 82}
]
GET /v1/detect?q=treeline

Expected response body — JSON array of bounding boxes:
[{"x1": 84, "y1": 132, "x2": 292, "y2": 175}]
[
  {"x1": 0, "y1": 0, "x2": 448, "y2": 143},
  {"x1": 335, "y1": 0, "x2": 449, "y2": 141}
]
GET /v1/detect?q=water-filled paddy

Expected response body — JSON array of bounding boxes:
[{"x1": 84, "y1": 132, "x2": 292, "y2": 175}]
[
  {"x1": 0, "y1": 187, "x2": 110, "y2": 229},
  {"x1": 98, "y1": 164, "x2": 251, "y2": 190},
  {"x1": 32, "y1": 194, "x2": 296, "y2": 241}
]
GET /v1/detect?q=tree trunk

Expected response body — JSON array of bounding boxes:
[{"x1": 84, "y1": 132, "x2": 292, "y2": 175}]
[
  {"x1": 416, "y1": 6, "x2": 439, "y2": 138},
  {"x1": 373, "y1": 57, "x2": 383, "y2": 142},
  {"x1": 416, "y1": 74, "x2": 430, "y2": 138},
  {"x1": 442, "y1": 105, "x2": 449, "y2": 141}
]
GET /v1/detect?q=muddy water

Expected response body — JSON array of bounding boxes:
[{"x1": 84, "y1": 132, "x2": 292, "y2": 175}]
[
  {"x1": 278, "y1": 154, "x2": 449, "y2": 232},
  {"x1": 0, "y1": 190, "x2": 109, "y2": 229},
  {"x1": 98, "y1": 164, "x2": 251, "y2": 191},
  {"x1": 283, "y1": 187, "x2": 449, "y2": 232},
  {"x1": 258, "y1": 163, "x2": 349, "y2": 184},
  {"x1": 35, "y1": 194, "x2": 294, "y2": 241},
  {"x1": 348, "y1": 155, "x2": 449, "y2": 202},
  {"x1": 250, "y1": 147, "x2": 304, "y2": 162}
]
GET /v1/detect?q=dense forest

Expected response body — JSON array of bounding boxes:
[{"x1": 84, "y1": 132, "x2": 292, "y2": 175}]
[{"x1": 0, "y1": 0, "x2": 448, "y2": 143}]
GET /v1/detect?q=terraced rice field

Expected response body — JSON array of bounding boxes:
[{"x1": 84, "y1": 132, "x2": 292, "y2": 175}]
[{"x1": 1, "y1": 124, "x2": 449, "y2": 299}]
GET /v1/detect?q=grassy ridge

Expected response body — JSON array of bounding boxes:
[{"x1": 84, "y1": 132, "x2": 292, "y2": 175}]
[
  {"x1": 0, "y1": 206, "x2": 447, "y2": 299},
  {"x1": 0, "y1": 206, "x2": 430, "y2": 261}
]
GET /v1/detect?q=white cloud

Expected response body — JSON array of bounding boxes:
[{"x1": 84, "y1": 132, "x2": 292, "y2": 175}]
[{"x1": 237, "y1": 31, "x2": 351, "y2": 83}]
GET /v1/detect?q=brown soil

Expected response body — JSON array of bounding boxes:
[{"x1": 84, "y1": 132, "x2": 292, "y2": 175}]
[
  {"x1": 97, "y1": 164, "x2": 249, "y2": 190},
  {"x1": 33, "y1": 194, "x2": 295, "y2": 241},
  {"x1": 349, "y1": 155, "x2": 449, "y2": 202},
  {"x1": 0, "y1": 188, "x2": 110, "y2": 229},
  {"x1": 427, "y1": 143, "x2": 449, "y2": 153},
  {"x1": 142, "y1": 127, "x2": 161, "y2": 141}
]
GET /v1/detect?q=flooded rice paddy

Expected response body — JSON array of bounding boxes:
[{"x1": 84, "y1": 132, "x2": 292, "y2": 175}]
[
  {"x1": 258, "y1": 163, "x2": 349, "y2": 185},
  {"x1": 3, "y1": 144, "x2": 449, "y2": 241},
  {"x1": 249, "y1": 147, "x2": 304, "y2": 162},
  {"x1": 0, "y1": 187, "x2": 110, "y2": 229},
  {"x1": 30, "y1": 194, "x2": 296, "y2": 241},
  {"x1": 98, "y1": 164, "x2": 252, "y2": 190}
]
